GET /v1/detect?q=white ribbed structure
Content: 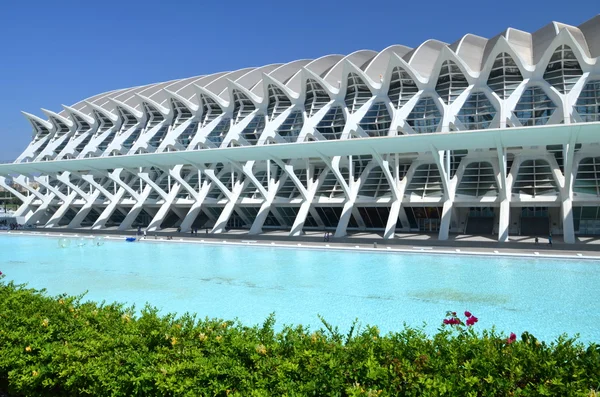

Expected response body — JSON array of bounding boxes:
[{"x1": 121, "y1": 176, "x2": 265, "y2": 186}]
[{"x1": 2, "y1": 16, "x2": 600, "y2": 242}]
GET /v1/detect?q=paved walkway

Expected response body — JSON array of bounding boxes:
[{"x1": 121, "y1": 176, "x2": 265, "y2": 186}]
[{"x1": 6, "y1": 227, "x2": 600, "y2": 260}]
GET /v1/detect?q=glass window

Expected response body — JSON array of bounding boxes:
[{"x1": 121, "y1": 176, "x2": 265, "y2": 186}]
[
  {"x1": 177, "y1": 121, "x2": 199, "y2": 149},
  {"x1": 487, "y1": 53, "x2": 523, "y2": 99},
  {"x1": 267, "y1": 85, "x2": 291, "y2": 121},
  {"x1": 51, "y1": 117, "x2": 70, "y2": 136},
  {"x1": 204, "y1": 118, "x2": 231, "y2": 147},
  {"x1": 315, "y1": 168, "x2": 349, "y2": 198},
  {"x1": 240, "y1": 170, "x2": 268, "y2": 199},
  {"x1": 457, "y1": 92, "x2": 496, "y2": 130},
  {"x1": 75, "y1": 134, "x2": 93, "y2": 154},
  {"x1": 512, "y1": 159, "x2": 558, "y2": 196},
  {"x1": 122, "y1": 128, "x2": 142, "y2": 150},
  {"x1": 352, "y1": 155, "x2": 372, "y2": 180},
  {"x1": 232, "y1": 90, "x2": 255, "y2": 124},
  {"x1": 72, "y1": 115, "x2": 91, "y2": 137},
  {"x1": 513, "y1": 87, "x2": 557, "y2": 126},
  {"x1": 117, "y1": 107, "x2": 138, "y2": 132},
  {"x1": 32, "y1": 120, "x2": 50, "y2": 140},
  {"x1": 358, "y1": 166, "x2": 392, "y2": 197},
  {"x1": 405, "y1": 164, "x2": 444, "y2": 198},
  {"x1": 543, "y1": 45, "x2": 583, "y2": 94},
  {"x1": 344, "y1": 73, "x2": 371, "y2": 113},
  {"x1": 92, "y1": 110, "x2": 114, "y2": 134},
  {"x1": 170, "y1": 98, "x2": 193, "y2": 129},
  {"x1": 315, "y1": 106, "x2": 345, "y2": 140},
  {"x1": 240, "y1": 114, "x2": 265, "y2": 145},
  {"x1": 143, "y1": 102, "x2": 164, "y2": 129},
  {"x1": 575, "y1": 80, "x2": 600, "y2": 122},
  {"x1": 388, "y1": 67, "x2": 418, "y2": 109},
  {"x1": 304, "y1": 79, "x2": 331, "y2": 118},
  {"x1": 276, "y1": 168, "x2": 308, "y2": 199},
  {"x1": 97, "y1": 131, "x2": 116, "y2": 151},
  {"x1": 406, "y1": 96, "x2": 442, "y2": 133},
  {"x1": 200, "y1": 95, "x2": 223, "y2": 127},
  {"x1": 357, "y1": 102, "x2": 391, "y2": 137},
  {"x1": 456, "y1": 162, "x2": 498, "y2": 197},
  {"x1": 148, "y1": 126, "x2": 169, "y2": 149},
  {"x1": 276, "y1": 111, "x2": 303, "y2": 143},
  {"x1": 574, "y1": 157, "x2": 600, "y2": 196},
  {"x1": 436, "y1": 60, "x2": 468, "y2": 104},
  {"x1": 357, "y1": 207, "x2": 394, "y2": 230}
]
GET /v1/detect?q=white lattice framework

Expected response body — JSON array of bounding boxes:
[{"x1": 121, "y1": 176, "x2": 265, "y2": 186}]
[{"x1": 2, "y1": 16, "x2": 600, "y2": 243}]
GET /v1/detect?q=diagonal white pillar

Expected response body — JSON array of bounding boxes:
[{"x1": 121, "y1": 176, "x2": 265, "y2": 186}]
[
  {"x1": 211, "y1": 179, "x2": 246, "y2": 234},
  {"x1": 431, "y1": 148, "x2": 454, "y2": 241},
  {"x1": 495, "y1": 139, "x2": 510, "y2": 242},
  {"x1": 560, "y1": 131, "x2": 579, "y2": 244},
  {"x1": 45, "y1": 191, "x2": 78, "y2": 227},
  {"x1": 92, "y1": 189, "x2": 126, "y2": 229},
  {"x1": 68, "y1": 190, "x2": 102, "y2": 228},
  {"x1": 179, "y1": 186, "x2": 212, "y2": 232}
]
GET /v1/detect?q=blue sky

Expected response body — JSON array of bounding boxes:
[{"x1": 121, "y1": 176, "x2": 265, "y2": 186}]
[{"x1": 0, "y1": 0, "x2": 596, "y2": 160}]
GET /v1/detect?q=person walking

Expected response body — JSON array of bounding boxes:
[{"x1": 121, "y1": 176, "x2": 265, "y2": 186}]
[{"x1": 548, "y1": 233, "x2": 553, "y2": 247}]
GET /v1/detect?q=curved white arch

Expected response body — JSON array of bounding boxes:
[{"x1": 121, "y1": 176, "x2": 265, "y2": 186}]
[
  {"x1": 579, "y1": 14, "x2": 600, "y2": 58},
  {"x1": 365, "y1": 44, "x2": 412, "y2": 81},
  {"x1": 404, "y1": 39, "x2": 448, "y2": 79},
  {"x1": 450, "y1": 34, "x2": 488, "y2": 73},
  {"x1": 324, "y1": 50, "x2": 378, "y2": 86}
]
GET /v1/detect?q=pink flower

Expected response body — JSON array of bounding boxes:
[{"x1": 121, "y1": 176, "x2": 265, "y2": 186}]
[
  {"x1": 452, "y1": 312, "x2": 457, "y2": 316},
  {"x1": 443, "y1": 318, "x2": 462, "y2": 326},
  {"x1": 466, "y1": 317, "x2": 475, "y2": 326},
  {"x1": 507, "y1": 332, "x2": 517, "y2": 344},
  {"x1": 464, "y1": 311, "x2": 472, "y2": 318},
  {"x1": 471, "y1": 316, "x2": 478, "y2": 324}
]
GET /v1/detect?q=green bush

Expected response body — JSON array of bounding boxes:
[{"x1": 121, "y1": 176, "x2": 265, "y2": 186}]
[{"x1": 0, "y1": 276, "x2": 599, "y2": 396}]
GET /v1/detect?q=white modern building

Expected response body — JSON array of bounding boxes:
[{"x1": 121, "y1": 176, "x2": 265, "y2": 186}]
[{"x1": 1, "y1": 16, "x2": 600, "y2": 243}]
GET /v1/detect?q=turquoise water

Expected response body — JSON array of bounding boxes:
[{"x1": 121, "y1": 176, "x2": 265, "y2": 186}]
[{"x1": 1, "y1": 234, "x2": 599, "y2": 343}]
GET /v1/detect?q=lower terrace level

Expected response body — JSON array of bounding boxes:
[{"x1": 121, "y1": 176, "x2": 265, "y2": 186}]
[{"x1": 1, "y1": 124, "x2": 600, "y2": 244}]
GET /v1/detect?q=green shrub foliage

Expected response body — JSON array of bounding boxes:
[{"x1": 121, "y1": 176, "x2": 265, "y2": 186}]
[{"x1": 0, "y1": 277, "x2": 599, "y2": 396}]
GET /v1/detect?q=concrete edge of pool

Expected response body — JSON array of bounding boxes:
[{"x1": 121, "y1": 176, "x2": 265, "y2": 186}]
[{"x1": 4, "y1": 230, "x2": 600, "y2": 261}]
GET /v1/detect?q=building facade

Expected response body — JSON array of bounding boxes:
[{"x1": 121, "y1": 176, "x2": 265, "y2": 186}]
[{"x1": 1, "y1": 16, "x2": 600, "y2": 243}]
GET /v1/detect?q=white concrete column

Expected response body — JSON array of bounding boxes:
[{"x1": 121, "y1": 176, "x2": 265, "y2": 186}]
[
  {"x1": 290, "y1": 202, "x2": 313, "y2": 236},
  {"x1": 334, "y1": 200, "x2": 355, "y2": 238},
  {"x1": 430, "y1": 148, "x2": 453, "y2": 241},
  {"x1": 211, "y1": 179, "x2": 246, "y2": 234},
  {"x1": 179, "y1": 183, "x2": 213, "y2": 232},
  {"x1": 384, "y1": 200, "x2": 401, "y2": 239},
  {"x1": 68, "y1": 190, "x2": 101, "y2": 228},
  {"x1": 289, "y1": 177, "x2": 320, "y2": 237},
  {"x1": 320, "y1": 156, "x2": 353, "y2": 238},
  {"x1": 0, "y1": 176, "x2": 35, "y2": 218},
  {"x1": 119, "y1": 184, "x2": 156, "y2": 231},
  {"x1": 266, "y1": 159, "x2": 313, "y2": 237},
  {"x1": 249, "y1": 202, "x2": 273, "y2": 235},
  {"x1": 561, "y1": 198, "x2": 575, "y2": 244},
  {"x1": 498, "y1": 199, "x2": 510, "y2": 242},
  {"x1": 53, "y1": 172, "x2": 100, "y2": 228},
  {"x1": 28, "y1": 176, "x2": 68, "y2": 227},
  {"x1": 560, "y1": 135, "x2": 578, "y2": 244},
  {"x1": 495, "y1": 138, "x2": 510, "y2": 243},
  {"x1": 92, "y1": 189, "x2": 126, "y2": 229},
  {"x1": 13, "y1": 195, "x2": 37, "y2": 218},
  {"x1": 438, "y1": 200, "x2": 453, "y2": 240},
  {"x1": 45, "y1": 191, "x2": 78, "y2": 227}
]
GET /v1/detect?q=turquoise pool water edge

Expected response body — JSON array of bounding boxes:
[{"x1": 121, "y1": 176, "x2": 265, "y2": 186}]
[{"x1": 1, "y1": 234, "x2": 599, "y2": 343}]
